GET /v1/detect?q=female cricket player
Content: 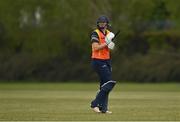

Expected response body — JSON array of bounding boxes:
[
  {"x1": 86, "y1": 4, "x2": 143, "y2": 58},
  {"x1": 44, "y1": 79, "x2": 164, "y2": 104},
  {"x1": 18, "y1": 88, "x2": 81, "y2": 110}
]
[{"x1": 90, "y1": 15, "x2": 116, "y2": 114}]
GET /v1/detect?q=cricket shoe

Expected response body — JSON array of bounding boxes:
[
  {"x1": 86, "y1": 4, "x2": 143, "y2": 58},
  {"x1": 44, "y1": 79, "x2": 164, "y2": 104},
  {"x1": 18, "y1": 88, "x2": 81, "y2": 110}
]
[
  {"x1": 91, "y1": 107, "x2": 101, "y2": 113},
  {"x1": 102, "y1": 110, "x2": 112, "y2": 114},
  {"x1": 105, "y1": 110, "x2": 112, "y2": 114}
]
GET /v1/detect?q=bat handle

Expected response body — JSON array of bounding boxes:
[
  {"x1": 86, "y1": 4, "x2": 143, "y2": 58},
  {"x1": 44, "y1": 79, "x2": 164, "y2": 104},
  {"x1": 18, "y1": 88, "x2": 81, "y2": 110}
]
[{"x1": 114, "y1": 30, "x2": 120, "y2": 38}]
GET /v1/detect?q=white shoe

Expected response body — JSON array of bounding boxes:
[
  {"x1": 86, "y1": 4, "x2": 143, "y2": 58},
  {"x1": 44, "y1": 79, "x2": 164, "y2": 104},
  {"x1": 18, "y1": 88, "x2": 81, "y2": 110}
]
[
  {"x1": 104, "y1": 110, "x2": 112, "y2": 114},
  {"x1": 92, "y1": 107, "x2": 101, "y2": 113}
]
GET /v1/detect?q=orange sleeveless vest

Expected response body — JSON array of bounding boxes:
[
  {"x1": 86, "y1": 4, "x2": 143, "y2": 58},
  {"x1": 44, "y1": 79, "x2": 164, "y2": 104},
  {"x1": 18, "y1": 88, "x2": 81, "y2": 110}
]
[{"x1": 91, "y1": 29, "x2": 110, "y2": 60}]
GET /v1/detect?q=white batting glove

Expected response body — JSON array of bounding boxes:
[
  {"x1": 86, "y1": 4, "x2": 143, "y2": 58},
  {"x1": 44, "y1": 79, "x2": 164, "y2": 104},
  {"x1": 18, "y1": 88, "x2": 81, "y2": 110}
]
[
  {"x1": 108, "y1": 42, "x2": 115, "y2": 50},
  {"x1": 105, "y1": 32, "x2": 115, "y2": 45}
]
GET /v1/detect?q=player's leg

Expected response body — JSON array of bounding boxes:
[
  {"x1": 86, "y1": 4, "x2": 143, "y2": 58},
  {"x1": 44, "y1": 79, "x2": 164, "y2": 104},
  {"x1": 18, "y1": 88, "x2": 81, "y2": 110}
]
[
  {"x1": 99, "y1": 60, "x2": 116, "y2": 113},
  {"x1": 103, "y1": 60, "x2": 113, "y2": 112},
  {"x1": 100, "y1": 80, "x2": 116, "y2": 113}
]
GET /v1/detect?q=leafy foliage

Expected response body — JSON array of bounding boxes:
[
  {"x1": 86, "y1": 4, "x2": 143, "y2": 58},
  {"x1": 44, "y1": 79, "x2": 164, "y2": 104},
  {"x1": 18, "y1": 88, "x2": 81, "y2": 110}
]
[{"x1": 0, "y1": 0, "x2": 180, "y2": 82}]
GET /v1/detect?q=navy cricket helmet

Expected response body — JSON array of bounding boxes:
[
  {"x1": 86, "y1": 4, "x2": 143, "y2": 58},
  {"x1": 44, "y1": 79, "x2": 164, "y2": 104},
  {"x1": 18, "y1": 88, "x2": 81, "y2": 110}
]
[
  {"x1": 96, "y1": 15, "x2": 109, "y2": 25},
  {"x1": 96, "y1": 15, "x2": 110, "y2": 29}
]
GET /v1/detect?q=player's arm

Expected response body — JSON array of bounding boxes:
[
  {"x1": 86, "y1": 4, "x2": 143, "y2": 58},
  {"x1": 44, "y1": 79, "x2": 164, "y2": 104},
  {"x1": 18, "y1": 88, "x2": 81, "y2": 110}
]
[
  {"x1": 92, "y1": 42, "x2": 107, "y2": 51},
  {"x1": 91, "y1": 31, "x2": 107, "y2": 51}
]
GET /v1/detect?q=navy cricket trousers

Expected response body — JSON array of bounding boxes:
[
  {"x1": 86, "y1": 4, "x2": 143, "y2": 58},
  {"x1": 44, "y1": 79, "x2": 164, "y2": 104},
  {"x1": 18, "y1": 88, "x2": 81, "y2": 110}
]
[{"x1": 91, "y1": 59, "x2": 115, "y2": 112}]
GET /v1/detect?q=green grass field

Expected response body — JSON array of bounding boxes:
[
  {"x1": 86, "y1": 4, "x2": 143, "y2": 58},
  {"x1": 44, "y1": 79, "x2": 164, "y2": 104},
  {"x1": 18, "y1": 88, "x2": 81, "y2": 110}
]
[{"x1": 0, "y1": 82, "x2": 180, "y2": 121}]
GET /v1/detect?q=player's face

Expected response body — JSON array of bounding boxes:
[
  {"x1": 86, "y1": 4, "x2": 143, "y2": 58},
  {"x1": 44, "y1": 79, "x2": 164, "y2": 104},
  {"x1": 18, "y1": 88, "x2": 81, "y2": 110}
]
[{"x1": 98, "y1": 22, "x2": 107, "y2": 30}]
